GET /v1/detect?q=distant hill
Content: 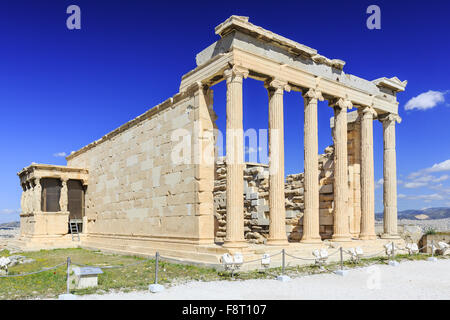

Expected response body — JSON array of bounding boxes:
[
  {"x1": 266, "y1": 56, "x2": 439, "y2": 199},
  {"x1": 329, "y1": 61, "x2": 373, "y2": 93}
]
[
  {"x1": 376, "y1": 207, "x2": 450, "y2": 220},
  {"x1": 0, "y1": 221, "x2": 19, "y2": 229}
]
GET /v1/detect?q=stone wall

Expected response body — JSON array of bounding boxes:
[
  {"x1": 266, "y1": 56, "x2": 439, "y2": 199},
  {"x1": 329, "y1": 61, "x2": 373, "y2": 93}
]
[
  {"x1": 213, "y1": 146, "x2": 335, "y2": 244},
  {"x1": 66, "y1": 86, "x2": 215, "y2": 244}
]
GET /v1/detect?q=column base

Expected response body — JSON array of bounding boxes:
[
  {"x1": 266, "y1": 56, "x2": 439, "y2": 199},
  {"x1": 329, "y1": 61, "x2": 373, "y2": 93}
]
[
  {"x1": 359, "y1": 234, "x2": 377, "y2": 240},
  {"x1": 300, "y1": 236, "x2": 322, "y2": 244},
  {"x1": 223, "y1": 241, "x2": 248, "y2": 249},
  {"x1": 266, "y1": 239, "x2": 289, "y2": 246},
  {"x1": 381, "y1": 234, "x2": 401, "y2": 239},
  {"x1": 332, "y1": 234, "x2": 353, "y2": 242}
]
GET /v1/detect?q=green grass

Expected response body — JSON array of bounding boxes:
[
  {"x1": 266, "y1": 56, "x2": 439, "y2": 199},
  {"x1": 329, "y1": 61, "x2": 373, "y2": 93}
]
[
  {"x1": 0, "y1": 248, "x2": 220, "y2": 299},
  {"x1": 424, "y1": 227, "x2": 437, "y2": 235},
  {"x1": 0, "y1": 248, "x2": 448, "y2": 299}
]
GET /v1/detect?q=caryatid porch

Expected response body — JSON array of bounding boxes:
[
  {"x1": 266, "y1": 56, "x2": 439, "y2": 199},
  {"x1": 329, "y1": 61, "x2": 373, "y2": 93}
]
[{"x1": 183, "y1": 16, "x2": 407, "y2": 247}]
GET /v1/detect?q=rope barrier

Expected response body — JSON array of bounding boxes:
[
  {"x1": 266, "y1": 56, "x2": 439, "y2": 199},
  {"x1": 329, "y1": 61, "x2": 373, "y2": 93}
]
[
  {"x1": 1, "y1": 241, "x2": 446, "y2": 281},
  {"x1": 284, "y1": 252, "x2": 317, "y2": 261},
  {"x1": 358, "y1": 249, "x2": 387, "y2": 259},
  {"x1": 238, "y1": 250, "x2": 284, "y2": 265},
  {"x1": 327, "y1": 249, "x2": 342, "y2": 257},
  {"x1": 71, "y1": 257, "x2": 154, "y2": 269},
  {"x1": 0, "y1": 262, "x2": 66, "y2": 278}
]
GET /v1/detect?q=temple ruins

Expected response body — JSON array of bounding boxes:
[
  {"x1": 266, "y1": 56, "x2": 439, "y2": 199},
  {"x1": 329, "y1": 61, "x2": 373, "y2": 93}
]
[{"x1": 13, "y1": 16, "x2": 407, "y2": 268}]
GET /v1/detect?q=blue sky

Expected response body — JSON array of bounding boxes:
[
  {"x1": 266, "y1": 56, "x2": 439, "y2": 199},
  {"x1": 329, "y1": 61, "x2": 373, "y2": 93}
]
[{"x1": 1, "y1": 0, "x2": 449, "y2": 222}]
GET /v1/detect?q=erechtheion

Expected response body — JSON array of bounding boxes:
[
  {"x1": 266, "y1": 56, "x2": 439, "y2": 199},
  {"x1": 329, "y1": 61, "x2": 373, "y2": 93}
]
[{"x1": 14, "y1": 16, "x2": 407, "y2": 267}]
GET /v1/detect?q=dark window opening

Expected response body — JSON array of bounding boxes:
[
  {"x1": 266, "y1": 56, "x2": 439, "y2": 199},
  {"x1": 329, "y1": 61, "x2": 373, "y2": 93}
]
[
  {"x1": 41, "y1": 178, "x2": 61, "y2": 212},
  {"x1": 68, "y1": 179, "x2": 84, "y2": 223}
]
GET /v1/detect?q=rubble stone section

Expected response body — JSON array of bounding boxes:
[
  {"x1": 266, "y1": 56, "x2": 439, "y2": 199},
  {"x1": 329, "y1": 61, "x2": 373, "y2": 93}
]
[{"x1": 213, "y1": 146, "x2": 335, "y2": 244}]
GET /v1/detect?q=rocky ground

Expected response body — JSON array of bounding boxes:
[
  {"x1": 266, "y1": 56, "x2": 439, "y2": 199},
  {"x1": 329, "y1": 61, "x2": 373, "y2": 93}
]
[
  {"x1": 0, "y1": 225, "x2": 19, "y2": 250},
  {"x1": 375, "y1": 218, "x2": 450, "y2": 233},
  {"x1": 75, "y1": 259, "x2": 450, "y2": 300},
  {"x1": 398, "y1": 218, "x2": 450, "y2": 232}
]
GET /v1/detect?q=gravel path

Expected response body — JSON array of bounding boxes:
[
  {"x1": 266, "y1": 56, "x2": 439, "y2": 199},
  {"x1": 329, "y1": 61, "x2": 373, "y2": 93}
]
[{"x1": 78, "y1": 259, "x2": 450, "y2": 300}]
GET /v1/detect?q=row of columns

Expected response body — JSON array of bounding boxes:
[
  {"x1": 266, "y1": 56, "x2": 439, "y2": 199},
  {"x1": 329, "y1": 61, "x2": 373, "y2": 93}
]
[
  {"x1": 222, "y1": 65, "x2": 400, "y2": 247},
  {"x1": 20, "y1": 178, "x2": 70, "y2": 213}
]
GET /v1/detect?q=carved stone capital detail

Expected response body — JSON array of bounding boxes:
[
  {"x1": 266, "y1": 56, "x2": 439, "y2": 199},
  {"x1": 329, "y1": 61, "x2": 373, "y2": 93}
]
[
  {"x1": 359, "y1": 106, "x2": 378, "y2": 118},
  {"x1": 224, "y1": 65, "x2": 249, "y2": 83},
  {"x1": 303, "y1": 88, "x2": 324, "y2": 101},
  {"x1": 329, "y1": 97, "x2": 353, "y2": 110},
  {"x1": 264, "y1": 78, "x2": 291, "y2": 94},
  {"x1": 379, "y1": 113, "x2": 402, "y2": 124}
]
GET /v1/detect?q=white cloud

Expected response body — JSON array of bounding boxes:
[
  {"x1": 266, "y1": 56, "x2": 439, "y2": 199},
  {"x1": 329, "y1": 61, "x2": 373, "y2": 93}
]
[
  {"x1": 375, "y1": 178, "x2": 384, "y2": 189},
  {"x1": 398, "y1": 193, "x2": 444, "y2": 201},
  {"x1": 404, "y1": 181, "x2": 428, "y2": 189},
  {"x1": 0, "y1": 209, "x2": 19, "y2": 214},
  {"x1": 53, "y1": 152, "x2": 67, "y2": 157},
  {"x1": 404, "y1": 90, "x2": 446, "y2": 111},
  {"x1": 404, "y1": 160, "x2": 450, "y2": 189},
  {"x1": 426, "y1": 159, "x2": 450, "y2": 173},
  {"x1": 433, "y1": 174, "x2": 449, "y2": 183}
]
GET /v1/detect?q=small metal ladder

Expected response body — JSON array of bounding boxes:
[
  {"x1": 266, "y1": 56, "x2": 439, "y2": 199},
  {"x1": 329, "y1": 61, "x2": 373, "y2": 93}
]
[{"x1": 69, "y1": 221, "x2": 80, "y2": 241}]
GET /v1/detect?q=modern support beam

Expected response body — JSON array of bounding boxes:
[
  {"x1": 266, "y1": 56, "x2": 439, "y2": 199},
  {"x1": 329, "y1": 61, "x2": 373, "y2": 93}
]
[
  {"x1": 359, "y1": 106, "x2": 377, "y2": 240},
  {"x1": 301, "y1": 88, "x2": 323, "y2": 243},
  {"x1": 223, "y1": 65, "x2": 248, "y2": 248},
  {"x1": 380, "y1": 113, "x2": 402, "y2": 239},
  {"x1": 330, "y1": 98, "x2": 353, "y2": 242},
  {"x1": 265, "y1": 79, "x2": 290, "y2": 245}
]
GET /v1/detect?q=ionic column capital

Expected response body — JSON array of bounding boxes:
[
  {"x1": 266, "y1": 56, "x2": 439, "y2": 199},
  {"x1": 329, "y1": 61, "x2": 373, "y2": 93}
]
[
  {"x1": 329, "y1": 97, "x2": 353, "y2": 110},
  {"x1": 379, "y1": 113, "x2": 402, "y2": 124},
  {"x1": 358, "y1": 106, "x2": 378, "y2": 119},
  {"x1": 303, "y1": 88, "x2": 324, "y2": 101},
  {"x1": 224, "y1": 65, "x2": 249, "y2": 83},
  {"x1": 264, "y1": 78, "x2": 291, "y2": 95}
]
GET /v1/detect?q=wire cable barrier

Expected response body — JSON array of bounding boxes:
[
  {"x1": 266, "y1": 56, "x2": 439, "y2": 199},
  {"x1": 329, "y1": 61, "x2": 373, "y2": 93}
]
[
  {"x1": 0, "y1": 262, "x2": 66, "y2": 278},
  {"x1": 0, "y1": 241, "x2": 444, "y2": 281}
]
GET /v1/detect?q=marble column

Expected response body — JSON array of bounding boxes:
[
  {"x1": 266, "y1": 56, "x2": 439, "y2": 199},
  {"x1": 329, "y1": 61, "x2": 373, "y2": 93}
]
[
  {"x1": 330, "y1": 98, "x2": 352, "y2": 241},
  {"x1": 301, "y1": 88, "x2": 324, "y2": 243},
  {"x1": 223, "y1": 65, "x2": 248, "y2": 248},
  {"x1": 60, "y1": 178, "x2": 68, "y2": 213},
  {"x1": 380, "y1": 113, "x2": 401, "y2": 239},
  {"x1": 359, "y1": 106, "x2": 377, "y2": 240},
  {"x1": 265, "y1": 79, "x2": 290, "y2": 245}
]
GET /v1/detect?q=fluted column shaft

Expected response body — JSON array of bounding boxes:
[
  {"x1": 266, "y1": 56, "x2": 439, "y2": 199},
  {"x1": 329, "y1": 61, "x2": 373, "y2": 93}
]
[
  {"x1": 359, "y1": 107, "x2": 377, "y2": 239},
  {"x1": 266, "y1": 79, "x2": 290, "y2": 245},
  {"x1": 301, "y1": 89, "x2": 323, "y2": 243},
  {"x1": 381, "y1": 114, "x2": 401, "y2": 238},
  {"x1": 223, "y1": 66, "x2": 248, "y2": 248},
  {"x1": 331, "y1": 98, "x2": 352, "y2": 241}
]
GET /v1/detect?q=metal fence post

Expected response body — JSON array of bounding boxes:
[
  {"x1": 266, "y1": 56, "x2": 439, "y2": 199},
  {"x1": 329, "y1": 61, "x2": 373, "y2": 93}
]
[
  {"x1": 391, "y1": 241, "x2": 395, "y2": 261},
  {"x1": 155, "y1": 252, "x2": 159, "y2": 284},
  {"x1": 276, "y1": 249, "x2": 290, "y2": 281},
  {"x1": 66, "y1": 257, "x2": 71, "y2": 295},
  {"x1": 431, "y1": 240, "x2": 435, "y2": 258},
  {"x1": 149, "y1": 251, "x2": 164, "y2": 292}
]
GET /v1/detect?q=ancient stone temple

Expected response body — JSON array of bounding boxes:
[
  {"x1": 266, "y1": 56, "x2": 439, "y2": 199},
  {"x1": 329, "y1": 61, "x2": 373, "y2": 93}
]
[{"x1": 14, "y1": 16, "x2": 407, "y2": 266}]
